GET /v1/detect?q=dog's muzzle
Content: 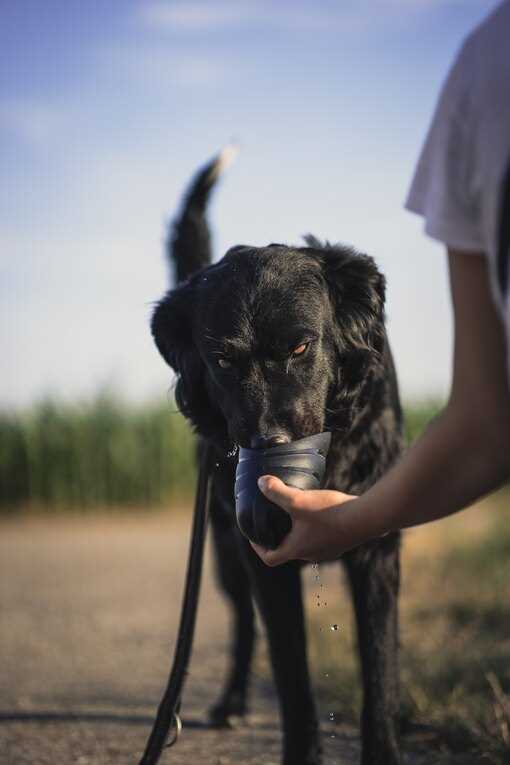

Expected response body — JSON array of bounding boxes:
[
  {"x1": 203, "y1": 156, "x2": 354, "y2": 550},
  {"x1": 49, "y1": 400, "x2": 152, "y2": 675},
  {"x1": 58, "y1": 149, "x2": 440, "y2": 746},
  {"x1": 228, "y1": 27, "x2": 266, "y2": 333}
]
[{"x1": 234, "y1": 432, "x2": 331, "y2": 549}]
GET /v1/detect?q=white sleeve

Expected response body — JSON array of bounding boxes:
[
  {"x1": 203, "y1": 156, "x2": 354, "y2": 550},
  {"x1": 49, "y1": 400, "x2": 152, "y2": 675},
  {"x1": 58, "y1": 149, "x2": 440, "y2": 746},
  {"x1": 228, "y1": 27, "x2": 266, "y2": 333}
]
[{"x1": 405, "y1": 38, "x2": 484, "y2": 252}]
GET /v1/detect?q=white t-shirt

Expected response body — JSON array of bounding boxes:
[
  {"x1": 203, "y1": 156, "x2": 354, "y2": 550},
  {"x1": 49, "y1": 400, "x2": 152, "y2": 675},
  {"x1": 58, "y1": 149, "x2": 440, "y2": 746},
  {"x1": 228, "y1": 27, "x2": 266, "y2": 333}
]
[{"x1": 405, "y1": 0, "x2": 510, "y2": 379}]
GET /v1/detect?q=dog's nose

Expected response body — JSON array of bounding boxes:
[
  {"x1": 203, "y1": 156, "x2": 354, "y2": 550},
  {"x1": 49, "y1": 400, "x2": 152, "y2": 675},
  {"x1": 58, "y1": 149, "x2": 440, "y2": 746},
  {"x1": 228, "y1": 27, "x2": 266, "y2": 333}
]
[{"x1": 250, "y1": 433, "x2": 290, "y2": 450}]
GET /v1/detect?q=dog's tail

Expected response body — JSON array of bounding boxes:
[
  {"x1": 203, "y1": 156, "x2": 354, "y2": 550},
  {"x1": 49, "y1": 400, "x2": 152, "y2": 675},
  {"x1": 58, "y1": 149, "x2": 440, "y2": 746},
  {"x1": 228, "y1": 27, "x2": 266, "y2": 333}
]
[{"x1": 167, "y1": 145, "x2": 238, "y2": 285}]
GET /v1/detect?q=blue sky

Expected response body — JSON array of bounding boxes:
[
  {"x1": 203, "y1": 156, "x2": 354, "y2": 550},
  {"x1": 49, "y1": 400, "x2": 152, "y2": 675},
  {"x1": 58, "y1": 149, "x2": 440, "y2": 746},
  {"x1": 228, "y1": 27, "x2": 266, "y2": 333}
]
[{"x1": 0, "y1": 0, "x2": 502, "y2": 407}]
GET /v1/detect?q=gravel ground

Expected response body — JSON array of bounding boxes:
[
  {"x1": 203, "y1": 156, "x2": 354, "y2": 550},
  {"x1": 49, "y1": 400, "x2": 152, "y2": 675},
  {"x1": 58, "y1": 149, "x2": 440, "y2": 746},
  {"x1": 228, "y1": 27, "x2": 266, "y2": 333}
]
[{"x1": 0, "y1": 511, "x2": 369, "y2": 765}]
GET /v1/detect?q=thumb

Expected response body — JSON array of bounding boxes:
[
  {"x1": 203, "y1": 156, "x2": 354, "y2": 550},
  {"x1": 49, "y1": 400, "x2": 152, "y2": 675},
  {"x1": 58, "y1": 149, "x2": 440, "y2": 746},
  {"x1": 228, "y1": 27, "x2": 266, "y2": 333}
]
[{"x1": 257, "y1": 475, "x2": 302, "y2": 513}]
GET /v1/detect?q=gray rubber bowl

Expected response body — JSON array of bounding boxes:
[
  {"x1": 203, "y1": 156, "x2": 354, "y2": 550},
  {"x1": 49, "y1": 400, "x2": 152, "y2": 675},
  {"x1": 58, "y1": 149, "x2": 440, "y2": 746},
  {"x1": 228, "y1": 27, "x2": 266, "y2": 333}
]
[{"x1": 235, "y1": 432, "x2": 331, "y2": 549}]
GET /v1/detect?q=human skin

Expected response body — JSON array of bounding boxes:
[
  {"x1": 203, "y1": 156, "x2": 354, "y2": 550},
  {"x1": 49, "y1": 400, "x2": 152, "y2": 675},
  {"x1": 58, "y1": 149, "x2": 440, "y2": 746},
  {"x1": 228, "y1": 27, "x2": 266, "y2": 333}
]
[{"x1": 251, "y1": 250, "x2": 510, "y2": 566}]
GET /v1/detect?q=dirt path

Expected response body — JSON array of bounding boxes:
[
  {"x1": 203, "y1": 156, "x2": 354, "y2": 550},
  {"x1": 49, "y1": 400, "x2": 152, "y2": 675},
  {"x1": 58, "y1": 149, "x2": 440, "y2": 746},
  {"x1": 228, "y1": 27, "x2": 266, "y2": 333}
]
[{"x1": 1, "y1": 512, "x2": 422, "y2": 765}]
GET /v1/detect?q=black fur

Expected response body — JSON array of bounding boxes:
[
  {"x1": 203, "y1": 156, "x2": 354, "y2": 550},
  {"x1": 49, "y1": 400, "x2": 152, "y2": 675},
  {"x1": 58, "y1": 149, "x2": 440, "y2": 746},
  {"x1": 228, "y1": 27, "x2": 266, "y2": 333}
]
[{"x1": 152, "y1": 153, "x2": 403, "y2": 765}]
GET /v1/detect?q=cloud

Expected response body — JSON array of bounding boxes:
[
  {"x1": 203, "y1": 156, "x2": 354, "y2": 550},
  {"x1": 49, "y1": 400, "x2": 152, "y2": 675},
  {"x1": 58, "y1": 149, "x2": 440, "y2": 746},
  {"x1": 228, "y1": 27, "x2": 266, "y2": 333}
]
[
  {"x1": 133, "y1": 49, "x2": 230, "y2": 87},
  {"x1": 140, "y1": 1, "x2": 254, "y2": 31},
  {"x1": 137, "y1": 0, "x2": 487, "y2": 35},
  {"x1": 138, "y1": 0, "x2": 347, "y2": 34},
  {"x1": 99, "y1": 39, "x2": 233, "y2": 89},
  {"x1": 387, "y1": 0, "x2": 479, "y2": 6},
  {"x1": 0, "y1": 99, "x2": 63, "y2": 146}
]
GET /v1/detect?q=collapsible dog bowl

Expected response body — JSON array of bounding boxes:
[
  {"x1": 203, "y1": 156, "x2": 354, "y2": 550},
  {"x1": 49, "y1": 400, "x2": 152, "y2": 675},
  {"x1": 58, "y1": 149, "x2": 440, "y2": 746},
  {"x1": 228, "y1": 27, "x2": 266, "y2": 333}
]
[{"x1": 235, "y1": 432, "x2": 331, "y2": 550}]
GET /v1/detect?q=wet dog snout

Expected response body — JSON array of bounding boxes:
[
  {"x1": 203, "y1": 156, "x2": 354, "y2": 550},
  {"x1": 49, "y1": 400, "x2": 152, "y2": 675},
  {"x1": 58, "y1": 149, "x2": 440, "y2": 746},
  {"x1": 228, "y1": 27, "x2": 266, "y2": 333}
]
[{"x1": 250, "y1": 433, "x2": 290, "y2": 450}]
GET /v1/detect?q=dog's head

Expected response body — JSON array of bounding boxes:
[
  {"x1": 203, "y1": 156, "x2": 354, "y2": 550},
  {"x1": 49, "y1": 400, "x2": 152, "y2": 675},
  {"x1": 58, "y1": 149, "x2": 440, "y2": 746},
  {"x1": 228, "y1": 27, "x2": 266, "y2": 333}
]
[{"x1": 152, "y1": 240, "x2": 386, "y2": 450}]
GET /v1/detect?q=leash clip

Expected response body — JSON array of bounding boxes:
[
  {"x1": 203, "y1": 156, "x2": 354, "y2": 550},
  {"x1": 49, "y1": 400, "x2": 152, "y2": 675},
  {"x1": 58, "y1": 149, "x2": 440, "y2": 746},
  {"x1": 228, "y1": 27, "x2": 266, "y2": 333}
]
[{"x1": 164, "y1": 712, "x2": 182, "y2": 748}]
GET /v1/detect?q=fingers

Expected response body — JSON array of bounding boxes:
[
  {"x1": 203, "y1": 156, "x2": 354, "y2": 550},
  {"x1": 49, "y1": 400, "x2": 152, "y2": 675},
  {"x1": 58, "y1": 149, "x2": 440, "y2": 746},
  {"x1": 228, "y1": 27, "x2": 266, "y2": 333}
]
[
  {"x1": 252, "y1": 476, "x2": 359, "y2": 566},
  {"x1": 250, "y1": 477, "x2": 303, "y2": 565},
  {"x1": 257, "y1": 475, "x2": 303, "y2": 512},
  {"x1": 257, "y1": 475, "x2": 351, "y2": 515},
  {"x1": 250, "y1": 540, "x2": 292, "y2": 567}
]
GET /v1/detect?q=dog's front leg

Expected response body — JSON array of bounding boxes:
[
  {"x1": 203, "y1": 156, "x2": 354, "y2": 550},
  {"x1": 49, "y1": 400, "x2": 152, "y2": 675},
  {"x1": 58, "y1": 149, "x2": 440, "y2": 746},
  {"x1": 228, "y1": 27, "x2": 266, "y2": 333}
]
[
  {"x1": 243, "y1": 544, "x2": 322, "y2": 765},
  {"x1": 345, "y1": 535, "x2": 401, "y2": 765},
  {"x1": 208, "y1": 496, "x2": 257, "y2": 725}
]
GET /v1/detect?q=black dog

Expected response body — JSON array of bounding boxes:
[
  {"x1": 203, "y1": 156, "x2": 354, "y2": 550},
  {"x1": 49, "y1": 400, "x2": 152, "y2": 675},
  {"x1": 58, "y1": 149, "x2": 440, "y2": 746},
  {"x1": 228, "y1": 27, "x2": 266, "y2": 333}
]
[{"x1": 152, "y1": 151, "x2": 403, "y2": 765}]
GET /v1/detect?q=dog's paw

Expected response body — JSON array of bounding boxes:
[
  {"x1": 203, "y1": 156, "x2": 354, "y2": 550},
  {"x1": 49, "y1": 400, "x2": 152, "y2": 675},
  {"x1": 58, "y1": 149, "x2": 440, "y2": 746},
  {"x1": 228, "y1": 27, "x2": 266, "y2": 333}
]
[{"x1": 208, "y1": 697, "x2": 248, "y2": 729}]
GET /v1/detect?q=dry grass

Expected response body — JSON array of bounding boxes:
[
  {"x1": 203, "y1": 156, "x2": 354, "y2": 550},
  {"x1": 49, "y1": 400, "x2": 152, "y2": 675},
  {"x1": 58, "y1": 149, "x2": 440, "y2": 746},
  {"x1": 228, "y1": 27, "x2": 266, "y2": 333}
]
[{"x1": 305, "y1": 488, "x2": 510, "y2": 764}]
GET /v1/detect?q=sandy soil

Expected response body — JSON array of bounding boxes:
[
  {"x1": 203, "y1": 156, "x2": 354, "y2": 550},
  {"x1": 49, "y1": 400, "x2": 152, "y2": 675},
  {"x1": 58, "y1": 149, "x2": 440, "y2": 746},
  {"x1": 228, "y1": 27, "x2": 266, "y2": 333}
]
[{"x1": 1, "y1": 511, "x2": 426, "y2": 765}]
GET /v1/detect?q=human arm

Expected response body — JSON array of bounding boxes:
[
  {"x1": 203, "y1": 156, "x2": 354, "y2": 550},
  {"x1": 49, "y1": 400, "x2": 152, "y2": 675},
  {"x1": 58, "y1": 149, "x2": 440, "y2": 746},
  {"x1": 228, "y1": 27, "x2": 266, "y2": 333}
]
[{"x1": 251, "y1": 250, "x2": 510, "y2": 565}]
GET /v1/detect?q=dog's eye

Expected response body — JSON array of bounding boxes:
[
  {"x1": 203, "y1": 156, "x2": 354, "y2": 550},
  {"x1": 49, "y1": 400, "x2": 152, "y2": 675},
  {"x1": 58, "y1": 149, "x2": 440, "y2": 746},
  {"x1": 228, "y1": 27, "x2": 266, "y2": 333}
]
[
  {"x1": 218, "y1": 358, "x2": 232, "y2": 369},
  {"x1": 291, "y1": 342, "x2": 309, "y2": 357}
]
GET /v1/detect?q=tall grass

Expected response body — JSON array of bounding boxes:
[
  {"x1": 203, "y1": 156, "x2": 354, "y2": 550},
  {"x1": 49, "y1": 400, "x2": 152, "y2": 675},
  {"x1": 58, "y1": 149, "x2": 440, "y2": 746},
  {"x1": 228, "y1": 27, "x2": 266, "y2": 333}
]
[
  {"x1": 0, "y1": 395, "x2": 442, "y2": 513},
  {"x1": 0, "y1": 393, "x2": 196, "y2": 512},
  {"x1": 403, "y1": 398, "x2": 443, "y2": 445}
]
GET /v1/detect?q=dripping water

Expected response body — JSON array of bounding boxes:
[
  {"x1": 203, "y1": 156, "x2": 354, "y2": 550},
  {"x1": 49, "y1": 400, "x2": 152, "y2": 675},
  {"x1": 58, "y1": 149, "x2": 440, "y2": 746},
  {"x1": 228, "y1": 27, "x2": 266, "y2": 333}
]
[{"x1": 311, "y1": 562, "x2": 341, "y2": 752}]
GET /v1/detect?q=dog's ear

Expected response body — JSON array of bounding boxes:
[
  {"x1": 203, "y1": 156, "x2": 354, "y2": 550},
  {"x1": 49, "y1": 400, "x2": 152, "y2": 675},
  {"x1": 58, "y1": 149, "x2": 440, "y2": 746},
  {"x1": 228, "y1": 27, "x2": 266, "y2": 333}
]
[
  {"x1": 308, "y1": 244, "x2": 386, "y2": 386},
  {"x1": 322, "y1": 247, "x2": 386, "y2": 356},
  {"x1": 151, "y1": 283, "x2": 192, "y2": 371},
  {"x1": 151, "y1": 283, "x2": 210, "y2": 425}
]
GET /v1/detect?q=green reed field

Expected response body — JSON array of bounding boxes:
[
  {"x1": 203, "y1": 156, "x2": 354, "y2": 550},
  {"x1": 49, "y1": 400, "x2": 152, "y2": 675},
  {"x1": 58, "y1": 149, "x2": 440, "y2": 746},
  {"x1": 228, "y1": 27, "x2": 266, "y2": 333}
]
[
  {"x1": 0, "y1": 394, "x2": 440, "y2": 513},
  {"x1": 0, "y1": 393, "x2": 196, "y2": 511}
]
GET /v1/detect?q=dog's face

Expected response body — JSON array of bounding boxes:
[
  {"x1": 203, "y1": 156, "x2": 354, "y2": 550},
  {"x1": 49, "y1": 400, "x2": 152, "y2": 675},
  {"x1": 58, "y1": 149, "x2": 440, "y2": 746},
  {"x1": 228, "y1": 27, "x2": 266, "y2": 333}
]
[{"x1": 152, "y1": 242, "x2": 385, "y2": 450}]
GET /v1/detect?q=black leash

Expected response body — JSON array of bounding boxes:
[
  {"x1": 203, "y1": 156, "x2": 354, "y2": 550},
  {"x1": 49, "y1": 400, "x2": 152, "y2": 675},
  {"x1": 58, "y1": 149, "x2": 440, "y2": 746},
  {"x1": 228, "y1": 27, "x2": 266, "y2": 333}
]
[{"x1": 138, "y1": 442, "x2": 212, "y2": 765}]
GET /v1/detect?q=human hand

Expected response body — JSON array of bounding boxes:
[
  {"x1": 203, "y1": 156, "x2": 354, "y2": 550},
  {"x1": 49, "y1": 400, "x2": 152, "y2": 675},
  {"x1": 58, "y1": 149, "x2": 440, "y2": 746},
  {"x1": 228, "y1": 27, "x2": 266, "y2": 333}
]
[{"x1": 249, "y1": 475, "x2": 358, "y2": 566}]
